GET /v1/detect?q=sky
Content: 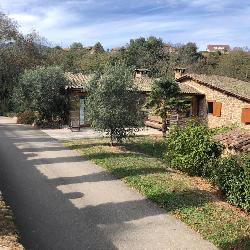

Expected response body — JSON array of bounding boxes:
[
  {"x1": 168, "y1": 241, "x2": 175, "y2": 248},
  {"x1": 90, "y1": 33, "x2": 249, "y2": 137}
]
[{"x1": 1, "y1": 0, "x2": 250, "y2": 50}]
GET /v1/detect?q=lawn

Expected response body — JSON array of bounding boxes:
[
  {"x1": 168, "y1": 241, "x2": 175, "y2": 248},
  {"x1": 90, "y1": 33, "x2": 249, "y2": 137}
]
[{"x1": 65, "y1": 136, "x2": 250, "y2": 250}]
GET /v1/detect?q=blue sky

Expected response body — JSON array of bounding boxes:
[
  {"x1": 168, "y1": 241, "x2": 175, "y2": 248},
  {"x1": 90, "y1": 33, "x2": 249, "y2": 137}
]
[{"x1": 1, "y1": 0, "x2": 250, "y2": 50}]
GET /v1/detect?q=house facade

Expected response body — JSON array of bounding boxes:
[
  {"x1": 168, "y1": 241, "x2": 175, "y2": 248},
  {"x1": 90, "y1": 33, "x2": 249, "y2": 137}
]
[
  {"x1": 65, "y1": 68, "x2": 250, "y2": 130},
  {"x1": 175, "y1": 68, "x2": 250, "y2": 128},
  {"x1": 65, "y1": 72, "x2": 92, "y2": 129}
]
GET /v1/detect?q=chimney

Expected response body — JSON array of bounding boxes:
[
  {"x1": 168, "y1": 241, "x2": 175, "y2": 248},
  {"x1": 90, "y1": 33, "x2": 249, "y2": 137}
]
[
  {"x1": 134, "y1": 68, "x2": 150, "y2": 78},
  {"x1": 174, "y1": 67, "x2": 186, "y2": 79}
]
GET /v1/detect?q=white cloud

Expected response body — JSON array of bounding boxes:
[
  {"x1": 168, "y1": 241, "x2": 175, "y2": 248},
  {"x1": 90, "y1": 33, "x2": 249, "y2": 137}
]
[{"x1": 1, "y1": 0, "x2": 249, "y2": 49}]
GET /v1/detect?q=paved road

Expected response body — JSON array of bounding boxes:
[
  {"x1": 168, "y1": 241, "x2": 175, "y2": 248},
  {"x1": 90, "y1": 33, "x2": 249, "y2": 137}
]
[{"x1": 0, "y1": 117, "x2": 218, "y2": 250}]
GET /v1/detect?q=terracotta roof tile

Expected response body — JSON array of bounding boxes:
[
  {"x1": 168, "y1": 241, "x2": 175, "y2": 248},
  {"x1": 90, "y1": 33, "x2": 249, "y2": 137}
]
[
  {"x1": 177, "y1": 73, "x2": 250, "y2": 102},
  {"x1": 65, "y1": 72, "x2": 93, "y2": 90}
]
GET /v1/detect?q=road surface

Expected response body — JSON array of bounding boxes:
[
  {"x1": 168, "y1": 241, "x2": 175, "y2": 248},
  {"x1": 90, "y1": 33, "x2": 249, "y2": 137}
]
[{"x1": 0, "y1": 117, "x2": 217, "y2": 250}]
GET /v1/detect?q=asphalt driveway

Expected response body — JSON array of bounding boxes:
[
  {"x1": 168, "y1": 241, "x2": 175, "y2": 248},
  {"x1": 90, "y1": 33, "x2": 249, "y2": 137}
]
[{"x1": 0, "y1": 117, "x2": 217, "y2": 250}]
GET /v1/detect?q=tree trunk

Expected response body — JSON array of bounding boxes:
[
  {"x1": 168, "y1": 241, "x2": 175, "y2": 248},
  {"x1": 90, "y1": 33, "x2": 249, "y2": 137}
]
[{"x1": 162, "y1": 116, "x2": 167, "y2": 137}]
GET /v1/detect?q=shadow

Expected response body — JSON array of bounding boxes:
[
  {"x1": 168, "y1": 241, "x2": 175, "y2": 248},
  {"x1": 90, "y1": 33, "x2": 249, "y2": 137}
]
[
  {"x1": 147, "y1": 189, "x2": 211, "y2": 212},
  {"x1": 29, "y1": 155, "x2": 88, "y2": 165},
  {"x1": 0, "y1": 122, "x2": 184, "y2": 250},
  {"x1": 0, "y1": 122, "x2": 230, "y2": 250},
  {"x1": 122, "y1": 140, "x2": 167, "y2": 159},
  {"x1": 69, "y1": 142, "x2": 110, "y2": 150},
  {"x1": 220, "y1": 235, "x2": 250, "y2": 250},
  {"x1": 48, "y1": 167, "x2": 168, "y2": 187},
  {"x1": 21, "y1": 146, "x2": 67, "y2": 153}
]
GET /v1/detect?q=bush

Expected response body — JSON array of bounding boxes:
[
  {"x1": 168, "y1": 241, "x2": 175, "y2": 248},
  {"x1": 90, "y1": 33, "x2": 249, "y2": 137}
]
[
  {"x1": 214, "y1": 155, "x2": 250, "y2": 212},
  {"x1": 165, "y1": 122, "x2": 223, "y2": 176},
  {"x1": 13, "y1": 66, "x2": 69, "y2": 127},
  {"x1": 17, "y1": 111, "x2": 37, "y2": 125}
]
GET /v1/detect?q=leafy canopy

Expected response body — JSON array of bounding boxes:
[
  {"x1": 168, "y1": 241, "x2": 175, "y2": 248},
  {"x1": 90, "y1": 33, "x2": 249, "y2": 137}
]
[
  {"x1": 13, "y1": 66, "x2": 69, "y2": 125},
  {"x1": 86, "y1": 63, "x2": 144, "y2": 143}
]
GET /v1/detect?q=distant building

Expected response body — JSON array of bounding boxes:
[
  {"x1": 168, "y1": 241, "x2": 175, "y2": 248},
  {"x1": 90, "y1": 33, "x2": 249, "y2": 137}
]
[
  {"x1": 110, "y1": 47, "x2": 124, "y2": 53},
  {"x1": 163, "y1": 44, "x2": 177, "y2": 53},
  {"x1": 207, "y1": 44, "x2": 230, "y2": 53}
]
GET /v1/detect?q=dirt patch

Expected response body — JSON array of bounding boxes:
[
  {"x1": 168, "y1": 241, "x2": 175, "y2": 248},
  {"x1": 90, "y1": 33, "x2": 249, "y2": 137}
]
[{"x1": 0, "y1": 193, "x2": 24, "y2": 250}]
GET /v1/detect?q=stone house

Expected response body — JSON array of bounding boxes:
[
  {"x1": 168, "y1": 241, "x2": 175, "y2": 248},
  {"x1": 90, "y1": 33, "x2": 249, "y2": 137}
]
[
  {"x1": 175, "y1": 68, "x2": 250, "y2": 128},
  {"x1": 65, "y1": 69, "x2": 154, "y2": 129},
  {"x1": 65, "y1": 72, "x2": 92, "y2": 129},
  {"x1": 65, "y1": 68, "x2": 250, "y2": 130}
]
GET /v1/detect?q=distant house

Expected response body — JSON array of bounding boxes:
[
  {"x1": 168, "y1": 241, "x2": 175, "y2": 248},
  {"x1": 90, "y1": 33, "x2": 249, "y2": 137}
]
[
  {"x1": 175, "y1": 68, "x2": 250, "y2": 128},
  {"x1": 163, "y1": 44, "x2": 177, "y2": 53},
  {"x1": 207, "y1": 44, "x2": 230, "y2": 53}
]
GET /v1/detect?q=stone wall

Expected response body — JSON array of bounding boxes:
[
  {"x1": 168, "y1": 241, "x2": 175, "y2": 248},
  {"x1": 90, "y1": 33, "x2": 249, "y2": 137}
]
[{"x1": 182, "y1": 79, "x2": 250, "y2": 129}]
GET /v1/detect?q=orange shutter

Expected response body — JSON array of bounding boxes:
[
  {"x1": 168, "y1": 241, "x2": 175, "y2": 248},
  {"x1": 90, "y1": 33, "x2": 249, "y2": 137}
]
[
  {"x1": 213, "y1": 102, "x2": 222, "y2": 117},
  {"x1": 241, "y1": 108, "x2": 250, "y2": 123}
]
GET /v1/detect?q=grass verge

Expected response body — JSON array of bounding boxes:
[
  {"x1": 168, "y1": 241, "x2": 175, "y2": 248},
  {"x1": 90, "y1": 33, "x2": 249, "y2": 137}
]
[
  {"x1": 0, "y1": 191, "x2": 24, "y2": 250},
  {"x1": 65, "y1": 136, "x2": 250, "y2": 250}
]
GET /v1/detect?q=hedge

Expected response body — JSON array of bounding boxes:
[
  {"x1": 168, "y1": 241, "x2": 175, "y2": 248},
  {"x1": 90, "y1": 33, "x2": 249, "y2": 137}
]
[{"x1": 165, "y1": 122, "x2": 250, "y2": 212}]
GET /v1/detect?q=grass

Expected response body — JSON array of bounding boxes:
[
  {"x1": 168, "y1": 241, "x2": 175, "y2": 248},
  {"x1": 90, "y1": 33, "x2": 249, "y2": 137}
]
[
  {"x1": 65, "y1": 136, "x2": 250, "y2": 250},
  {"x1": 0, "y1": 192, "x2": 24, "y2": 250}
]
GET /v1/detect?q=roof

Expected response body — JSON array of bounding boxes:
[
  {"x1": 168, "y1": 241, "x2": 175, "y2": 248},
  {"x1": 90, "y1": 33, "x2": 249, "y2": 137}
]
[
  {"x1": 134, "y1": 77, "x2": 153, "y2": 92},
  {"x1": 207, "y1": 44, "x2": 230, "y2": 50},
  {"x1": 213, "y1": 129, "x2": 250, "y2": 153},
  {"x1": 177, "y1": 73, "x2": 250, "y2": 102},
  {"x1": 178, "y1": 82, "x2": 202, "y2": 95},
  {"x1": 65, "y1": 72, "x2": 202, "y2": 95},
  {"x1": 65, "y1": 72, "x2": 92, "y2": 90}
]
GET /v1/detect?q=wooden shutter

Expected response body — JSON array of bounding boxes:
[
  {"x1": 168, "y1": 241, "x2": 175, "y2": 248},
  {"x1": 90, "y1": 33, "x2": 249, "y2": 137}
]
[
  {"x1": 241, "y1": 108, "x2": 250, "y2": 123},
  {"x1": 213, "y1": 102, "x2": 222, "y2": 117},
  {"x1": 191, "y1": 96, "x2": 198, "y2": 116}
]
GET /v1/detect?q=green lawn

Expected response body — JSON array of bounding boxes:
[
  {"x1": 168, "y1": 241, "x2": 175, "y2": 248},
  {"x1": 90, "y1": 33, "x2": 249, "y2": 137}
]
[{"x1": 65, "y1": 136, "x2": 250, "y2": 250}]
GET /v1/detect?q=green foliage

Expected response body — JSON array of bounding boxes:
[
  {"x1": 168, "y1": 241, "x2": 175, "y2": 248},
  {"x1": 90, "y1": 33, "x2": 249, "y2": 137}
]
[
  {"x1": 120, "y1": 36, "x2": 170, "y2": 77},
  {"x1": 86, "y1": 63, "x2": 144, "y2": 143},
  {"x1": 165, "y1": 122, "x2": 223, "y2": 176},
  {"x1": 146, "y1": 77, "x2": 182, "y2": 116},
  {"x1": 214, "y1": 155, "x2": 250, "y2": 212},
  {"x1": 145, "y1": 77, "x2": 189, "y2": 135},
  {"x1": 13, "y1": 66, "x2": 69, "y2": 127},
  {"x1": 65, "y1": 137, "x2": 250, "y2": 250},
  {"x1": 16, "y1": 111, "x2": 37, "y2": 125},
  {"x1": 0, "y1": 12, "x2": 47, "y2": 114},
  {"x1": 93, "y1": 42, "x2": 105, "y2": 53},
  {"x1": 177, "y1": 42, "x2": 200, "y2": 67}
]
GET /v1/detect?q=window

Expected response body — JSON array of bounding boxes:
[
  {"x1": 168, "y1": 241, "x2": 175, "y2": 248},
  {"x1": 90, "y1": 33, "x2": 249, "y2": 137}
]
[
  {"x1": 241, "y1": 108, "x2": 250, "y2": 124},
  {"x1": 207, "y1": 101, "x2": 214, "y2": 114},
  {"x1": 207, "y1": 101, "x2": 222, "y2": 117}
]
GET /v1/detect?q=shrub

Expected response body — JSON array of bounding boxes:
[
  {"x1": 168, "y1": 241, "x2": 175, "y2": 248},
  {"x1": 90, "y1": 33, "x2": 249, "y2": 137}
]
[
  {"x1": 165, "y1": 122, "x2": 223, "y2": 176},
  {"x1": 17, "y1": 111, "x2": 37, "y2": 125},
  {"x1": 214, "y1": 155, "x2": 250, "y2": 212},
  {"x1": 13, "y1": 66, "x2": 69, "y2": 127}
]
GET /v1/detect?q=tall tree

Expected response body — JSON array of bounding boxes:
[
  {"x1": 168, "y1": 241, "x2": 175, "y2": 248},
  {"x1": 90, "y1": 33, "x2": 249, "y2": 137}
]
[
  {"x1": 93, "y1": 42, "x2": 105, "y2": 53},
  {"x1": 0, "y1": 12, "x2": 47, "y2": 114},
  {"x1": 177, "y1": 42, "x2": 200, "y2": 67},
  {"x1": 121, "y1": 36, "x2": 170, "y2": 77},
  {"x1": 86, "y1": 63, "x2": 144, "y2": 144}
]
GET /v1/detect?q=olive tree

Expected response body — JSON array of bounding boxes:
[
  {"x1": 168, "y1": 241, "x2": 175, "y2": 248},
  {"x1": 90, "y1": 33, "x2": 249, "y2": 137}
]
[
  {"x1": 86, "y1": 63, "x2": 144, "y2": 144},
  {"x1": 13, "y1": 66, "x2": 69, "y2": 126}
]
